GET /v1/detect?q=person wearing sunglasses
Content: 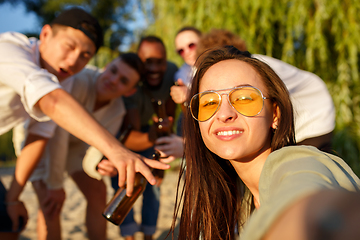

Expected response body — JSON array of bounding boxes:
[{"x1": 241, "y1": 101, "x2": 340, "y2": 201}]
[
  {"x1": 196, "y1": 29, "x2": 335, "y2": 153},
  {"x1": 112, "y1": 36, "x2": 178, "y2": 240},
  {"x1": 174, "y1": 27, "x2": 201, "y2": 86},
  {"x1": 0, "y1": 8, "x2": 169, "y2": 240},
  {"x1": 171, "y1": 46, "x2": 360, "y2": 240},
  {"x1": 170, "y1": 27, "x2": 201, "y2": 108},
  {"x1": 156, "y1": 27, "x2": 202, "y2": 160}
]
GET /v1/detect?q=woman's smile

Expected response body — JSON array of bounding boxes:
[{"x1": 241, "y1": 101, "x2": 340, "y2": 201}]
[{"x1": 215, "y1": 127, "x2": 244, "y2": 139}]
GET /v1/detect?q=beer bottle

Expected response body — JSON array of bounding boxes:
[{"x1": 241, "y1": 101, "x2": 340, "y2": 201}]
[
  {"x1": 102, "y1": 151, "x2": 161, "y2": 225},
  {"x1": 151, "y1": 98, "x2": 172, "y2": 137}
]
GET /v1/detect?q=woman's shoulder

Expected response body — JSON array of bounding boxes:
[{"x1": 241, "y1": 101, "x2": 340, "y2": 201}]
[
  {"x1": 261, "y1": 145, "x2": 360, "y2": 195},
  {"x1": 265, "y1": 145, "x2": 344, "y2": 172},
  {"x1": 241, "y1": 145, "x2": 360, "y2": 240}
]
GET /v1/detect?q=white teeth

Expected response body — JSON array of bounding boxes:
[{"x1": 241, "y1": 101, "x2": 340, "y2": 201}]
[
  {"x1": 217, "y1": 130, "x2": 243, "y2": 136},
  {"x1": 149, "y1": 73, "x2": 160, "y2": 78}
]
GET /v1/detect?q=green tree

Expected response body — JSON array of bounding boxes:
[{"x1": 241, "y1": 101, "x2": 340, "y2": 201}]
[
  {"x1": 0, "y1": 0, "x2": 143, "y2": 161},
  {"x1": 1, "y1": 0, "x2": 142, "y2": 55},
  {"x1": 141, "y1": 0, "x2": 360, "y2": 174}
]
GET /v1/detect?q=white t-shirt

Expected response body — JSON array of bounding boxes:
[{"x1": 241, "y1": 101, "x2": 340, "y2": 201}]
[
  {"x1": 15, "y1": 66, "x2": 126, "y2": 189},
  {"x1": 253, "y1": 55, "x2": 335, "y2": 142},
  {"x1": 0, "y1": 32, "x2": 67, "y2": 136}
]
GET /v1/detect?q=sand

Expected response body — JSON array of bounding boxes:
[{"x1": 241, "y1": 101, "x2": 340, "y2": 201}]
[{"x1": 0, "y1": 166, "x2": 181, "y2": 240}]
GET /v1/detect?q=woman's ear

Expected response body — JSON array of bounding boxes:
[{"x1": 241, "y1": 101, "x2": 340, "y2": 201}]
[{"x1": 272, "y1": 103, "x2": 280, "y2": 130}]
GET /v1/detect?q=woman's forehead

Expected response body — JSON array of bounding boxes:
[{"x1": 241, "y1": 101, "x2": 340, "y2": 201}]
[{"x1": 199, "y1": 59, "x2": 266, "y2": 93}]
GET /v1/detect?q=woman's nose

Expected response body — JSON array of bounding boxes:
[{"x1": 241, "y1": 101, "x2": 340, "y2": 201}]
[{"x1": 216, "y1": 95, "x2": 238, "y2": 122}]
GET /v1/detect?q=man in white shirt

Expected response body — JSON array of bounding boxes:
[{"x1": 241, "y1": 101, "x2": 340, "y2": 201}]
[
  {"x1": 0, "y1": 8, "x2": 167, "y2": 239},
  {"x1": 12, "y1": 53, "x2": 144, "y2": 240}
]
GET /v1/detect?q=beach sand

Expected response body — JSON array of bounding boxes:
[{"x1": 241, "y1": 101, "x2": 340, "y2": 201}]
[{"x1": 0, "y1": 166, "x2": 181, "y2": 240}]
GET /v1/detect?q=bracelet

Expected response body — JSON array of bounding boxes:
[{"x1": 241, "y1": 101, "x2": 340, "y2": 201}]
[{"x1": 5, "y1": 201, "x2": 21, "y2": 206}]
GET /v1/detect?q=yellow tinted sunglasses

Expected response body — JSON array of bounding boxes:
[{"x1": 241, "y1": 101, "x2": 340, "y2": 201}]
[{"x1": 190, "y1": 86, "x2": 268, "y2": 122}]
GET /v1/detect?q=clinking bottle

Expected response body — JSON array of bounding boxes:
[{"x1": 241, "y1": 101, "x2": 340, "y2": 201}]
[
  {"x1": 102, "y1": 151, "x2": 161, "y2": 225},
  {"x1": 151, "y1": 98, "x2": 172, "y2": 137}
]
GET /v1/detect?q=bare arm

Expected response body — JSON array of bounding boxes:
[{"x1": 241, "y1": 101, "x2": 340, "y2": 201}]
[
  {"x1": 263, "y1": 189, "x2": 360, "y2": 240},
  {"x1": 6, "y1": 133, "x2": 47, "y2": 231},
  {"x1": 6, "y1": 134, "x2": 48, "y2": 202},
  {"x1": 125, "y1": 130, "x2": 154, "y2": 151},
  {"x1": 121, "y1": 96, "x2": 177, "y2": 152},
  {"x1": 37, "y1": 88, "x2": 169, "y2": 195},
  {"x1": 122, "y1": 108, "x2": 155, "y2": 151}
]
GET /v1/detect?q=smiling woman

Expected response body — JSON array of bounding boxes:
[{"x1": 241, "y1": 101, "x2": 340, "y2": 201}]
[{"x1": 171, "y1": 46, "x2": 360, "y2": 240}]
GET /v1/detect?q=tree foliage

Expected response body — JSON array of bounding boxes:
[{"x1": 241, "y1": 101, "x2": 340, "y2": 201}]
[
  {"x1": 1, "y1": 0, "x2": 138, "y2": 53},
  {"x1": 1, "y1": 0, "x2": 359, "y2": 173},
  {"x1": 0, "y1": 0, "x2": 142, "y2": 161},
  {"x1": 141, "y1": 0, "x2": 360, "y2": 173}
]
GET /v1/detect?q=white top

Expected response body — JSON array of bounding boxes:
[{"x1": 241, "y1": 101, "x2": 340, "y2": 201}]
[
  {"x1": 253, "y1": 54, "x2": 335, "y2": 142},
  {"x1": 0, "y1": 32, "x2": 66, "y2": 136},
  {"x1": 14, "y1": 66, "x2": 126, "y2": 189}
]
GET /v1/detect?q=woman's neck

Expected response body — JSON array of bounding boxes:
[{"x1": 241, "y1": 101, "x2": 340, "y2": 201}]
[{"x1": 229, "y1": 147, "x2": 271, "y2": 209}]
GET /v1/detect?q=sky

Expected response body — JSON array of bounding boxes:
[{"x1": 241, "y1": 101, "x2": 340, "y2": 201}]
[
  {"x1": 0, "y1": 2, "x2": 40, "y2": 34},
  {"x1": 0, "y1": 2, "x2": 146, "y2": 51}
]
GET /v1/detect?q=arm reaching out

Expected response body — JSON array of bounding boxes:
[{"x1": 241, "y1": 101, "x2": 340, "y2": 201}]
[{"x1": 37, "y1": 88, "x2": 169, "y2": 196}]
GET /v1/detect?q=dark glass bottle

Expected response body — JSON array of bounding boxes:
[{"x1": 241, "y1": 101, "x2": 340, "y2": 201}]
[
  {"x1": 102, "y1": 151, "x2": 161, "y2": 225},
  {"x1": 151, "y1": 98, "x2": 172, "y2": 137}
]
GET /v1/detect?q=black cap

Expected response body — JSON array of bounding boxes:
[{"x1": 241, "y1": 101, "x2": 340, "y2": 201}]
[{"x1": 51, "y1": 7, "x2": 103, "y2": 51}]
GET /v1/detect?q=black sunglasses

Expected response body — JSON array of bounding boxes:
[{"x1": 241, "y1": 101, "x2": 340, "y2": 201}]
[{"x1": 176, "y1": 43, "x2": 197, "y2": 56}]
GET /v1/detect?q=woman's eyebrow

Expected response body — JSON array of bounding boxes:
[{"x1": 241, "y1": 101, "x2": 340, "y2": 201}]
[
  {"x1": 206, "y1": 84, "x2": 253, "y2": 91},
  {"x1": 235, "y1": 84, "x2": 252, "y2": 87}
]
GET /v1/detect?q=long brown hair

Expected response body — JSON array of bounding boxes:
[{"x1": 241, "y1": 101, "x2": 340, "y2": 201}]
[{"x1": 171, "y1": 46, "x2": 296, "y2": 240}]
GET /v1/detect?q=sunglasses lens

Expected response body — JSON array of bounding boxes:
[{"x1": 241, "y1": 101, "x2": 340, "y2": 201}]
[
  {"x1": 190, "y1": 92, "x2": 220, "y2": 121},
  {"x1": 177, "y1": 49, "x2": 184, "y2": 56},
  {"x1": 189, "y1": 43, "x2": 196, "y2": 50},
  {"x1": 190, "y1": 87, "x2": 265, "y2": 122},
  {"x1": 230, "y1": 87, "x2": 264, "y2": 116}
]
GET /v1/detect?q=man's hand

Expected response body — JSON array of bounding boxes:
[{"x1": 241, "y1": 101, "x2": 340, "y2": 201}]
[
  {"x1": 153, "y1": 171, "x2": 164, "y2": 187},
  {"x1": 106, "y1": 145, "x2": 170, "y2": 196},
  {"x1": 33, "y1": 180, "x2": 66, "y2": 220},
  {"x1": 170, "y1": 79, "x2": 189, "y2": 104},
  {"x1": 6, "y1": 201, "x2": 28, "y2": 231},
  {"x1": 43, "y1": 189, "x2": 65, "y2": 219},
  {"x1": 96, "y1": 159, "x2": 118, "y2": 177},
  {"x1": 155, "y1": 134, "x2": 185, "y2": 162},
  {"x1": 38, "y1": 89, "x2": 170, "y2": 197}
]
